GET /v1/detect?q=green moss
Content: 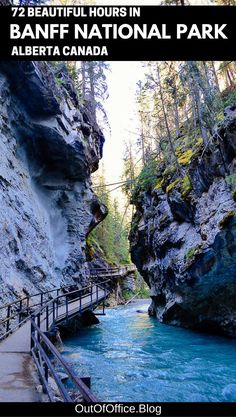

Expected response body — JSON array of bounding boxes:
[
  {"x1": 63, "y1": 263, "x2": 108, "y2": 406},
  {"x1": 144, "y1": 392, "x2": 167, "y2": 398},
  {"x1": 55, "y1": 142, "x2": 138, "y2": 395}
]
[
  {"x1": 154, "y1": 177, "x2": 164, "y2": 190},
  {"x1": 177, "y1": 149, "x2": 193, "y2": 165},
  {"x1": 225, "y1": 175, "x2": 236, "y2": 201},
  {"x1": 219, "y1": 211, "x2": 235, "y2": 228},
  {"x1": 196, "y1": 137, "x2": 203, "y2": 146},
  {"x1": 185, "y1": 245, "x2": 202, "y2": 262},
  {"x1": 166, "y1": 178, "x2": 181, "y2": 193},
  {"x1": 225, "y1": 173, "x2": 236, "y2": 189},
  {"x1": 175, "y1": 145, "x2": 185, "y2": 158},
  {"x1": 181, "y1": 175, "x2": 192, "y2": 198},
  {"x1": 86, "y1": 236, "x2": 95, "y2": 260},
  {"x1": 137, "y1": 159, "x2": 158, "y2": 191},
  {"x1": 55, "y1": 76, "x2": 64, "y2": 86}
]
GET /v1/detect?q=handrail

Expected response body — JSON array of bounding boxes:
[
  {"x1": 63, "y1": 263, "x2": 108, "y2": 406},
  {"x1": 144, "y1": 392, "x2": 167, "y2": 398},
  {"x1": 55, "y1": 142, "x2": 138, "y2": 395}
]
[
  {"x1": 31, "y1": 319, "x2": 98, "y2": 402},
  {"x1": 29, "y1": 281, "x2": 109, "y2": 402},
  {"x1": 0, "y1": 265, "x2": 136, "y2": 312},
  {"x1": 0, "y1": 279, "x2": 109, "y2": 342},
  {"x1": 0, "y1": 265, "x2": 132, "y2": 311},
  {"x1": 0, "y1": 266, "x2": 137, "y2": 402},
  {"x1": 0, "y1": 287, "x2": 61, "y2": 311},
  {"x1": 0, "y1": 264, "x2": 136, "y2": 341}
]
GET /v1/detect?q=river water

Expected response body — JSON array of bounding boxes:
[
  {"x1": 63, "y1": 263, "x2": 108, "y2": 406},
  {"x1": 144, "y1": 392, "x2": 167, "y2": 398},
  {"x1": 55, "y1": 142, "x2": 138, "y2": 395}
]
[{"x1": 62, "y1": 300, "x2": 236, "y2": 402}]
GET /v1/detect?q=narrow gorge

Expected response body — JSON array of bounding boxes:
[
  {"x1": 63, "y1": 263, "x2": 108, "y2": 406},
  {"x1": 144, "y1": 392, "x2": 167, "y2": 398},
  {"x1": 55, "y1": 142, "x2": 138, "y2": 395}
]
[{"x1": 0, "y1": 57, "x2": 236, "y2": 407}]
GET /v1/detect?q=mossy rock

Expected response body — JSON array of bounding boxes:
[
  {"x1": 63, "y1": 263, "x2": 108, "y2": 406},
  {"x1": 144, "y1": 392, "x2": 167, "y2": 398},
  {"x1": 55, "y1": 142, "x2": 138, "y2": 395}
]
[
  {"x1": 185, "y1": 244, "x2": 202, "y2": 262},
  {"x1": 166, "y1": 178, "x2": 182, "y2": 193},
  {"x1": 175, "y1": 145, "x2": 185, "y2": 158},
  {"x1": 154, "y1": 177, "x2": 164, "y2": 190},
  {"x1": 195, "y1": 137, "x2": 203, "y2": 146},
  {"x1": 86, "y1": 238, "x2": 95, "y2": 260},
  {"x1": 181, "y1": 175, "x2": 192, "y2": 198},
  {"x1": 177, "y1": 149, "x2": 193, "y2": 165},
  {"x1": 225, "y1": 173, "x2": 236, "y2": 189}
]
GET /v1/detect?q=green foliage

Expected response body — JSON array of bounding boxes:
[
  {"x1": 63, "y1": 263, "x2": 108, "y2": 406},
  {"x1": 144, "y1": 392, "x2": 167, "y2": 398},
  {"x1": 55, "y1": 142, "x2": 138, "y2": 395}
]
[
  {"x1": 90, "y1": 172, "x2": 130, "y2": 265},
  {"x1": 223, "y1": 92, "x2": 236, "y2": 107},
  {"x1": 137, "y1": 285, "x2": 150, "y2": 299},
  {"x1": 122, "y1": 289, "x2": 135, "y2": 301},
  {"x1": 55, "y1": 76, "x2": 64, "y2": 86},
  {"x1": 225, "y1": 174, "x2": 236, "y2": 202},
  {"x1": 225, "y1": 173, "x2": 236, "y2": 188},
  {"x1": 79, "y1": 61, "x2": 110, "y2": 126},
  {"x1": 186, "y1": 247, "x2": 196, "y2": 261},
  {"x1": 137, "y1": 159, "x2": 158, "y2": 191}
]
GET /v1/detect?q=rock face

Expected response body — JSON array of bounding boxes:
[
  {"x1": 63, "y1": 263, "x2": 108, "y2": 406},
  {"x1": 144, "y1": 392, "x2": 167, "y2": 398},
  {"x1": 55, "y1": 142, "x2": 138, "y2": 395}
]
[
  {"x1": 0, "y1": 61, "x2": 107, "y2": 305},
  {"x1": 130, "y1": 107, "x2": 236, "y2": 337}
]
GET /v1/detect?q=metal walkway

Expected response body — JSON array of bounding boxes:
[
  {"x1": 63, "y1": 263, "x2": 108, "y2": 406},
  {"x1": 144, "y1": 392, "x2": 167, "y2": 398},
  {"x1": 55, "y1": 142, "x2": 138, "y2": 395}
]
[{"x1": 0, "y1": 265, "x2": 136, "y2": 402}]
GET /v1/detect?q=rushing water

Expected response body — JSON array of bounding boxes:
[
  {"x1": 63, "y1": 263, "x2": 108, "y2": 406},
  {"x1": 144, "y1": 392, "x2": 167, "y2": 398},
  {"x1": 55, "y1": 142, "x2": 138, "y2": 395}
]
[{"x1": 62, "y1": 300, "x2": 236, "y2": 402}]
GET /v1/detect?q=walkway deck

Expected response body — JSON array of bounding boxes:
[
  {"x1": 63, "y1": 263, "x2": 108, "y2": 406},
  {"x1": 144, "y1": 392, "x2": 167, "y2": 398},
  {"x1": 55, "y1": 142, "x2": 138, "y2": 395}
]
[{"x1": 0, "y1": 285, "x2": 106, "y2": 402}]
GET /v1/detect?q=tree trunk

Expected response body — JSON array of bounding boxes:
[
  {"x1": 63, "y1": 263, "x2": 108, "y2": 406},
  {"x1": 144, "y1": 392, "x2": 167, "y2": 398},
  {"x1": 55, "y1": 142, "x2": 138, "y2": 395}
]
[
  {"x1": 81, "y1": 62, "x2": 86, "y2": 100},
  {"x1": 194, "y1": 86, "x2": 208, "y2": 145},
  {"x1": 156, "y1": 63, "x2": 181, "y2": 170},
  {"x1": 173, "y1": 88, "x2": 180, "y2": 137},
  {"x1": 87, "y1": 63, "x2": 96, "y2": 122},
  {"x1": 210, "y1": 61, "x2": 221, "y2": 93}
]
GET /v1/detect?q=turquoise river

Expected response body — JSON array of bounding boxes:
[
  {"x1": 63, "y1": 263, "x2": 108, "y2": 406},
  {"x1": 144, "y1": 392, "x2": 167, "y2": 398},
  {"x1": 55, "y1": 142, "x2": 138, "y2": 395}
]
[{"x1": 62, "y1": 300, "x2": 236, "y2": 402}]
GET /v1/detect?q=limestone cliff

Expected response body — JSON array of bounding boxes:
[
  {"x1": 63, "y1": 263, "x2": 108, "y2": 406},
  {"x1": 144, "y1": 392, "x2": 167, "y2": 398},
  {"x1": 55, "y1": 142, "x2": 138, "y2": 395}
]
[
  {"x1": 130, "y1": 106, "x2": 236, "y2": 337},
  {"x1": 0, "y1": 61, "x2": 107, "y2": 305}
]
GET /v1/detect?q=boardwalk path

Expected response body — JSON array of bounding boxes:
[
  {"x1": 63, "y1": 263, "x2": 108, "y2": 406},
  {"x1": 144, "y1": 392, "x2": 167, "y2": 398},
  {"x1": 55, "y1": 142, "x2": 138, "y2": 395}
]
[{"x1": 0, "y1": 286, "x2": 106, "y2": 402}]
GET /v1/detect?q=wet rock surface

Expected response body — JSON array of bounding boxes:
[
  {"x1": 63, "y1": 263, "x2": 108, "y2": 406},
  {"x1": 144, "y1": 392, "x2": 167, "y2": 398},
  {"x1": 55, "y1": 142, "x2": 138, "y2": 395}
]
[
  {"x1": 0, "y1": 61, "x2": 106, "y2": 306},
  {"x1": 130, "y1": 108, "x2": 236, "y2": 337}
]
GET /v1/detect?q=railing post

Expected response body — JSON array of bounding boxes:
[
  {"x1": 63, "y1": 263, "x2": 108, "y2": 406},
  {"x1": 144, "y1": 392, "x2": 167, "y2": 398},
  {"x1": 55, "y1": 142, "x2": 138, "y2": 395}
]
[
  {"x1": 6, "y1": 305, "x2": 11, "y2": 333},
  {"x1": 52, "y1": 300, "x2": 55, "y2": 323},
  {"x1": 46, "y1": 306, "x2": 49, "y2": 331},
  {"x1": 56, "y1": 290, "x2": 60, "y2": 319},
  {"x1": 44, "y1": 362, "x2": 49, "y2": 383},
  {"x1": 66, "y1": 294, "x2": 68, "y2": 319},
  {"x1": 26, "y1": 296, "x2": 29, "y2": 315},
  {"x1": 35, "y1": 313, "x2": 40, "y2": 346},
  {"x1": 19, "y1": 299, "x2": 22, "y2": 324},
  {"x1": 30, "y1": 315, "x2": 35, "y2": 349},
  {"x1": 37, "y1": 312, "x2": 40, "y2": 333},
  {"x1": 96, "y1": 285, "x2": 98, "y2": 303},
  {"x1": 40, "y1": 293, "x2": 43, "y2": 307},
  {"x1": 91, "y1": 286, "x2": 93, "y2": 304}
]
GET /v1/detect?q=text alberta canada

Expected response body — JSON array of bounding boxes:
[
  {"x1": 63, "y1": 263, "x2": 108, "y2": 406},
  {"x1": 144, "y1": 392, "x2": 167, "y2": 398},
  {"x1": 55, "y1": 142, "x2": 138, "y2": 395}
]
[{"x1": 11, "y1": 45, "x2": 107, "y2": 56}]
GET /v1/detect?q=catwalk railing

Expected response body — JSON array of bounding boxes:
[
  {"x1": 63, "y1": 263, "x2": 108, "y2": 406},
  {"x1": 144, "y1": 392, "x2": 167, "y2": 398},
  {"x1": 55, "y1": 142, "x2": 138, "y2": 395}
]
[{"x1": 0, "y1": 265, "x2": 136, "y2": 402}]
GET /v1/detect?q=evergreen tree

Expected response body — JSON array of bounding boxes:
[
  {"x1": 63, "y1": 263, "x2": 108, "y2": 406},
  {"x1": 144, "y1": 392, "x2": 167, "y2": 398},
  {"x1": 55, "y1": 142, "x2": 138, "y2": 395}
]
[
  {"x1": 91, "y1": 170, "x2": 130, "y2": 265},
  {"x1": 78, "y1": 61, "x2": 110, "y2": 126}
]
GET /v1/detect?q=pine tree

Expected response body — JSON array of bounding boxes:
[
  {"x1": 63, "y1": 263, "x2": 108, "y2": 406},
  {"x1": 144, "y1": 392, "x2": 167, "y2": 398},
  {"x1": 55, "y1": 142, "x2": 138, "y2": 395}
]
[
  {"x1": 91, "y1": 170, "x2": 130, "y2": 265},
  {"x1": 78, "y1": 61, "x2": 109, "y2": 126}
]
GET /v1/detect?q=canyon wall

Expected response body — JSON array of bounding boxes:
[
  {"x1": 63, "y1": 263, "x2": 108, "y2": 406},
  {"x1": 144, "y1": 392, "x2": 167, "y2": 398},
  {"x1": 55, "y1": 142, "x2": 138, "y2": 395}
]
[
  {"x1": 130, "y1": 106, "x2": 236, "y2": 337},
  {"x1": 0, "y1": 61, "x2": 107, "y2": 305}
]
